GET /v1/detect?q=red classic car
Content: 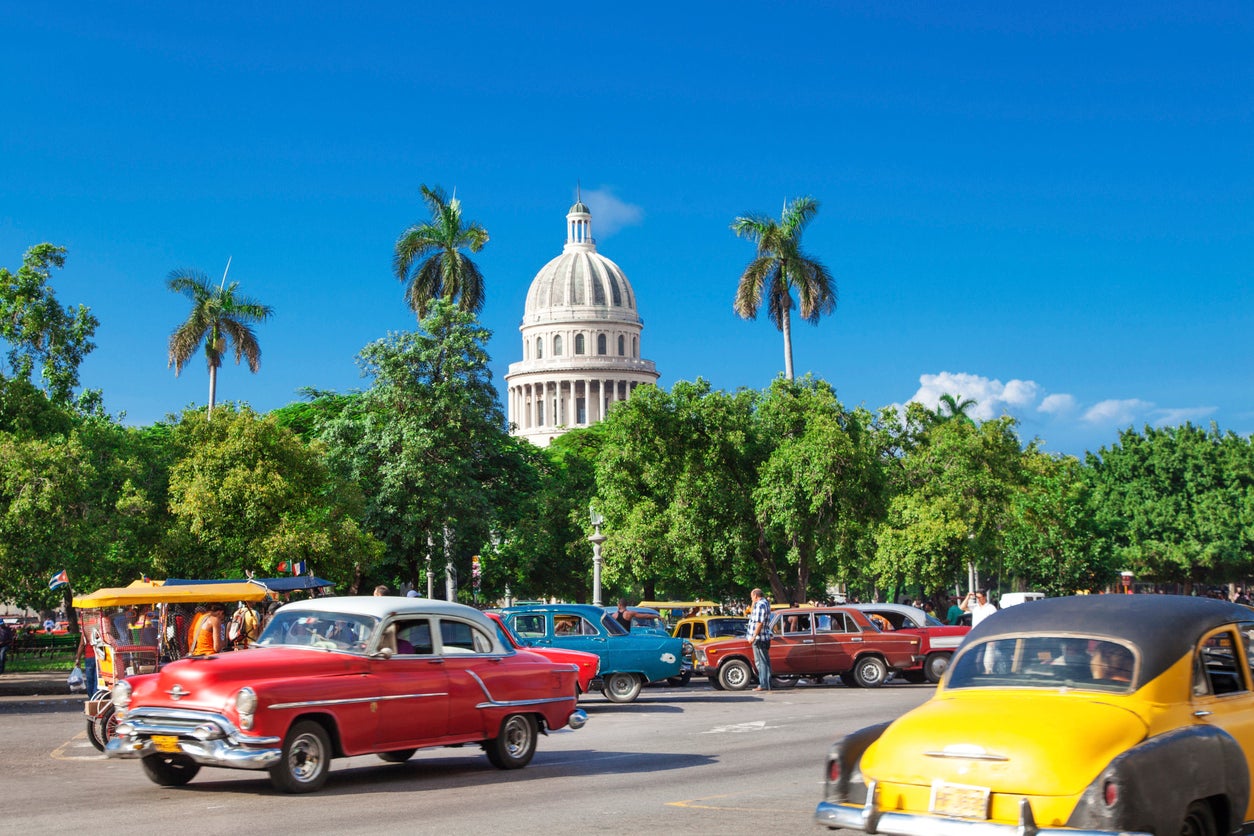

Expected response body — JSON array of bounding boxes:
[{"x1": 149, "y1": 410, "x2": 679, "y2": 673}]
[
  {"x1": 485, "y1": 611, "x2": 603, "y2": 695},
  {"x1": 105, "y1": 597, "x2": 587, "y2": 793},
  {"x1": 848, "y1": 602, "x2": 970, "y2": 683},
  {"x1": 692, "y1": 606, "x2": 920, "y2": 689}
]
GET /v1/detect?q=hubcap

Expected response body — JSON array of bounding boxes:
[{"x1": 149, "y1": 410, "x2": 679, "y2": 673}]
[{"x1": 290, "y1": 733, "x2": 324, "y2": 782}]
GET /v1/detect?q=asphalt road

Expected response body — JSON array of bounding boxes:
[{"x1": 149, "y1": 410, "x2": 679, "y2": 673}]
[{"x1": 1, "y1": 678, "x2": 933, "y2": 835}]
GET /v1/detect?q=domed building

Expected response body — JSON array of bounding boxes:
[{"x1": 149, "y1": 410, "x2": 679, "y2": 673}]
[{"x1": 505, "y1": 196, "x2": 659, "y2": 446}]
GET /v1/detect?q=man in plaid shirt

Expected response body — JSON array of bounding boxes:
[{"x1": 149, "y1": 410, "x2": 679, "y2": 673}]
[{"x1": 747, "y1": 587, "x2": 773, "y2": 692}]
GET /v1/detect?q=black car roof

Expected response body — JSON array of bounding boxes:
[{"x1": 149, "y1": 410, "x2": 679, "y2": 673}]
[{"x1": 967, "y1": 594, "x2": 1253, "y2": 685}]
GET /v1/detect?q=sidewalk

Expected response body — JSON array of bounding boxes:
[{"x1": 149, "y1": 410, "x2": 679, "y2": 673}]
[{"x1": 0, "y1": 669, "x2": 89, "y2": 707}]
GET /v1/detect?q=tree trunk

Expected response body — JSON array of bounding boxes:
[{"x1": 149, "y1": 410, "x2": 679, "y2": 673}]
[
  {"x1": 207, "y1": 363, "x2": 218, "y2": 419},
  {"x1": 782, "y1": 309, "x2": 794, "y2": 380}
]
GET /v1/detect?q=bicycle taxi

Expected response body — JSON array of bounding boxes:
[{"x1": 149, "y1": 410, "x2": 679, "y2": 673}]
[{"x1": 73, "y1": 579, "x2": 276, "y2": 750}]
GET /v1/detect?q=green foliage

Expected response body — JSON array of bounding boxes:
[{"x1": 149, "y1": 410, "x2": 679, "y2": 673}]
[
  {"x1": 1085, "y1": 424, "x2": 1254, "y2": 586},
  {"x1": 162, "y1": 406, "x2": 378, "y2": 581},
  {"x1": 314, "y1": 301, "x2": 526, "y2": 596},
  {"x1": 0, "y1": 244, "x2": 99, "y2": 405},
  {"x1": 874, "y1": 414, "x2": 1026, "y2": 594}
]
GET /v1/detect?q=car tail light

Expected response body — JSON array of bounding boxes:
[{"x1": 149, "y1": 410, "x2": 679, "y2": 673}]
[
  {"x1": 828, "y1": 757, "x2": 842, "y2": 784},
  {"x1": 1103, "y1": 780, "x2": 1118, "y2": 807}
]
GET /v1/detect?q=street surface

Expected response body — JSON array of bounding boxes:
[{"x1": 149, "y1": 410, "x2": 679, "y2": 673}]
[{"x1": 0, "y1": 678, "x2": 932, "y2": 835}]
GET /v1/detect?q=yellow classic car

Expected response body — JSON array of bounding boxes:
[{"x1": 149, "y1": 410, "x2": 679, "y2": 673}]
[{"x1": 815, "y1": 594, "x2": 1254, "y2": 835}]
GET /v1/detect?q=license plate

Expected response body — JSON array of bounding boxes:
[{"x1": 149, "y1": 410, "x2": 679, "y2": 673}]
[
  {"x1": 930, "y1": 780, "x2": 990, "y2": 819},
  {"x1": 151, "y1": 735, "x2": 181, "y2": 754}
]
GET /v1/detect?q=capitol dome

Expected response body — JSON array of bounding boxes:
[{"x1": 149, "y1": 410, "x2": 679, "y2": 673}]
[{"x1": 505, "y1": 196, "x2": 659, "y2": 447}]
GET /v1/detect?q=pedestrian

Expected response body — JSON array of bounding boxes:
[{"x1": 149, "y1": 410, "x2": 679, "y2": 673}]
[
  {"x1": 945, "y1": 596, "x2": 964, "y2": 626},
  {"x1": 189, "y1": 603, "x2": 227, "y2": 656},
  {"x1": 373, "y1": 585, "x2": 390, "y2": 597},
  {"x1": 0, "y1": 618, "x2": 14, "y2": 675},
  {"x1": 73, "y1": 630, "x2": 97, "y2": 694},
  {"x1": 613, "y1": 599, "x2": 634, "y2": 630},
  {"x1": 961, "y1": 590, "x2": 998, "y2": 628},
  {"x1": 747, "y1": 587, "x2": 773, "y2": 692}
]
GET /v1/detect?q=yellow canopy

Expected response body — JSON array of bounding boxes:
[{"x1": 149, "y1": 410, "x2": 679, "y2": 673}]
[
  {"x1": 638, "y1": 600, "x2": 721, "y2": 611},
  {"x1": 73, "y1": 580, "x2": 272, "y2": 608}
]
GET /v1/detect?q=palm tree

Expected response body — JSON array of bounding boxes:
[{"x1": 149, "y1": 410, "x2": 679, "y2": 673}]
[
  {"x1": 934, "y1": 393, "x2": 978, "y2": 424},
  {"x1": 393, "y1": 184, "x2": 490, "y2": 319},
  {"x1": 167, "y1": 267, "x2": 273, "y2": 419},
  {"x1": 731, "y1": 196, "x2": 836, "y2": 380}
]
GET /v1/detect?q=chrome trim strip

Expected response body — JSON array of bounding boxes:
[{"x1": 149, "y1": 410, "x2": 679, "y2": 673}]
[
  {"x1": 923, "y1": 750, "x2": 1010, "y2": 761},
  {"x1": 465, "y1": 669, "x2": 575, "y2": 709},
  {"x1": 267, "y1": 692, "x2": 445, "y2": 710}
]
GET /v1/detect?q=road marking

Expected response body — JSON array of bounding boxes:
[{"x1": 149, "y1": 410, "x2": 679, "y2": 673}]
[
  {"x1": 667, "y1": 794, "x2": 798, "y2": 813},
  {"x1": 703, "y1": 720, "x2": 769, "y2": 733},
  {"x1": 51, "y1": 730, "x2": 104, "y2": 761}
]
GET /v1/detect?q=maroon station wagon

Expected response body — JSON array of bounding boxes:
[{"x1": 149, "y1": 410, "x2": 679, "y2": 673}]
[{"x1": 692, "y1": 606, "x2": 920, "y2": 690}]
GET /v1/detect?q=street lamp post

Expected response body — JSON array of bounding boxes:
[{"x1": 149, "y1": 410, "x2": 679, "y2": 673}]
[
  {"x1": 426, "y1": 533, "x2": 435, "y2": 598},
  {"x1": 589, "y1": 504, "x2": 606, "y2": 607}
]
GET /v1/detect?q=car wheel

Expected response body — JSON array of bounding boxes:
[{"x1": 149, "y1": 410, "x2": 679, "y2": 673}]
[
  {"x1": 852, "y1": 656, "x2": 888, "y2": 688},
  {"x1": 485, "y1": 713, "x2": 537, "y2": 769},
  {"x1": 709, "y1": 676, "x2": 725, "y2": 691},
  {"x1": 1180, "y1": 801, "x2": 1218, "y2": 836},
  {"x1": 924, "y1": 653, "x2": 951, "y2": 684},
  {"x1": 378, "y1": 749, "x2": 416, "y2": 763},
  {"x1": 770, "y1": 674, "x2": 800, "y2": 689},
  {"x1": 666, "y1": 670, "x2": 692, "y2": 686},
  {"x1": 86, "y1": 717, "x2": 105, "y2": 751},
  {"x1": 141, "y1": 753, "x2": 201, "y2": 787},
  {"x1": 602, "y1": 672, "x2": 643, "y2": 703},
  {"x1": 268, "y1": 720, "x2": 332, "y2": 793},
  {"x1": 718, "y1": 659, "x2": 753, "y2": 691}
]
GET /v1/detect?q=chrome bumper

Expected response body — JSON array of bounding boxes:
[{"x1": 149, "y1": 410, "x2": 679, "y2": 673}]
[
  {"x1": 105, "y1": 707, "x2": 281, "y2": 771},
  {"x1": 816, "y1": 786, "x2": 1149, "y2": 836},
  {"x1": 567, "y1": 709, "x2": 588, "y2": 730}
]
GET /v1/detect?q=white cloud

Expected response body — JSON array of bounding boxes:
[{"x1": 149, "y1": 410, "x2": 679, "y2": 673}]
[
  {"x1": 1038, "y1": 393, "x2": 1078, "y2": 415},
  {"x1": 1152, "y1": 406, "x2": 1217, "y2": 426},
  {"x1": 1083, "y1": 399, "x2": 1153, "y2": 425},
  {"x1": 582, "y1": 187, "x2": 643, "y2": 238},
  {"x1": 909, "y1": 372, "x2": 1039, "y2": 421}
]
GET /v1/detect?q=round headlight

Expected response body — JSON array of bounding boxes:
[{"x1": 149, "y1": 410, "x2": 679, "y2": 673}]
[
  {"x1": 111, "y1": 680, "x2": 132, "y2": 708},
  {"x1": 235, "y1": 687, "x2": 258, "y2": 715}
]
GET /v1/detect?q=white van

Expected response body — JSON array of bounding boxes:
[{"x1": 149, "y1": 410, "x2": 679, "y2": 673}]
[{"x1": 1000, "y1": 591, "x2": 1045, "y2": 608}]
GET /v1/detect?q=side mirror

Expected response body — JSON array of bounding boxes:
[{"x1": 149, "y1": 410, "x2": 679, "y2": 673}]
[{"x1": 370, "y1": 647, "x2": 395, "y2": 660}]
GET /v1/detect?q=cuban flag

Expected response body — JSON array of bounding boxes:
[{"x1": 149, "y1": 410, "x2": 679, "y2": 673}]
[
  {"x1": 48, "y1": 569, "x2": 69, "y2": 591},
  {"x1": 292, "y1": 560, "x2": 307, "y2": 576}
]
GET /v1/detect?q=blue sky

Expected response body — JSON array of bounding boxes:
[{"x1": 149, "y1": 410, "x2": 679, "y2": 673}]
[{"x1": 2, "y1": 2, "x2": 1250, "y2": 457}]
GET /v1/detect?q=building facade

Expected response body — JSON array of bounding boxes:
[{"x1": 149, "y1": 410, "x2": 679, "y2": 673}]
[{"x1": 504, "y1": 198, "x2": 659, "y2": 446}]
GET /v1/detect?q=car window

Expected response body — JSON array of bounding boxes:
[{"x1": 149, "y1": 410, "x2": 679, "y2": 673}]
[
  {"x1": 602, "y1": 613, "x2": 628, "y2": 635},
  {"x1": 513, "y1": 614, "x2": 546, "y2": 638},
  {"x1": 393, "y1": 619, "x2": 433, "y2": 655},
  {"x1": 780, "y1": 613, "x2": 812, "y2": 634},
  {"x1": 257, "y1": 612, "x2": 377, "y2": 651},
  {"x1": 1194, "y1": 627, "x2": 1249, "y2": 697},
  {"x1": 439, "y1": 619, "x2": 494, "y2": 654},
  {"x1": 948, "y1": 635, "x2": 1136, "y2": 693},
  {"x1": 709, "y1": 619, "x2": 747, "y2": 638},
  {"x1": 817, "y1": 612, "x2": 854, "y2": 633},
  {"x1": 688, "y1": 623, "x2": 703, "y2": 640}
]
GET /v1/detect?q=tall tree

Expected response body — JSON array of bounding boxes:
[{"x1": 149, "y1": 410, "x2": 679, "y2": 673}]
[
  {"x1": 0, "y1": 243, "x2": 99, "y2": 406},
  {"x1": 731, "y1": 196, "x2": 836, "y2": 380},
  {"x1": 166, "y1": 267, "x2": 273, "y2": 419},
  {"x1": 393, "y1": 184, "x2": 490, "y2": 319}
]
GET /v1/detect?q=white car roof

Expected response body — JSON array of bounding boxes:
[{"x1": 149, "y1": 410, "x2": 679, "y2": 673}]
[
  {"x1": 848, "y1": 602, "x2": 930, "y2": 623},
  {"x1": 278, "y1": 596, "x2": 495, "y2": 625}
]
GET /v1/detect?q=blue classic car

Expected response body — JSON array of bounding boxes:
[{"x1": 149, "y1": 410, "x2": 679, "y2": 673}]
[{"x1": 499, "y1": 604, "x2": 686, "y2": 702}]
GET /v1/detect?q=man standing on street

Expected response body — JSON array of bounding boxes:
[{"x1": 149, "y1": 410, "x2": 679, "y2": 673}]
[{"x1": 747, "y1": 588, "x2": 773, "y2": 692}]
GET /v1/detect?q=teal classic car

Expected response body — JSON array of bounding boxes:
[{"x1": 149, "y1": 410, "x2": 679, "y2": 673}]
[{"x1": 499, "y1": 604, "x2": 686, "y2": 703}]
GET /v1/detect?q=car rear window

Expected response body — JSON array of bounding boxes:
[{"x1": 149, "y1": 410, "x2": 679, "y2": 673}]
[{"x1": 948, "y1": 635, "x2": 1137, "y2": 693}]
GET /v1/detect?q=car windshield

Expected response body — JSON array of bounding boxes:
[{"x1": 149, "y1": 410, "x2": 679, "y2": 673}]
[
  {"x1": 632, "y1": 615, "x2": 663, "y2": 629},
  {"x1": 947, "y1": 635, "x2": 1137, "y2": 693},
  {"x1": 709, "y1": 619, "x2": 748, "y2": 638},
  {"x1": 257, "y1": 611, "x2": 378, "y2": 653}
]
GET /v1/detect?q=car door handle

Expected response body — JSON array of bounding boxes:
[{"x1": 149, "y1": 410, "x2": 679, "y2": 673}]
[
  {"x1": 850, "y1": 637, "x2": 862, "y2": 642},
  {"x1": 802, "y1": 640, "x2": 814, "y2": 644},
  {"x1": 1193, "y1": 710, "x2": 1213, "y2": 718}
]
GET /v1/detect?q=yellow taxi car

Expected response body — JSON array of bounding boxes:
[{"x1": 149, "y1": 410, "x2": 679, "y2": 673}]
[{"x1": 815, "y1": 594, "x2": 1254, "y2": 835}]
